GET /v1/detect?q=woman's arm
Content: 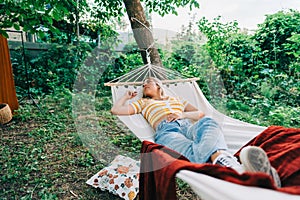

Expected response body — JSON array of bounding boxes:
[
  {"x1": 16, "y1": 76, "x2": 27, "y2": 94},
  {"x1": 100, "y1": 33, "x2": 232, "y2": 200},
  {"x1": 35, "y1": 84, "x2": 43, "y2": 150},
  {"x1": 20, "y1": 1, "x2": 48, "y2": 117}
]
[
  {"x1": 182, "y1": 111, "x2": 205, "y2": 121},
  {"x1": 183, "y1": 103, "x2": 205, "y2": 121},
  {"x1": 111, "y1": 91, "x2": 137, "y2": 115},
  {"x1": 167, "y1": 103, "x2": 205, "y2": 122}
]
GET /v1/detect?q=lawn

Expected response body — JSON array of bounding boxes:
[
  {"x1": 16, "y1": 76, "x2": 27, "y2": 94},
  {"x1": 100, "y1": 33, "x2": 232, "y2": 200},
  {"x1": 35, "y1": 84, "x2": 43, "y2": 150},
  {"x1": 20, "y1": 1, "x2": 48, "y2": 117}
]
[{"x1": 0, "y1": 90, "x2": 199, "y2": 199}]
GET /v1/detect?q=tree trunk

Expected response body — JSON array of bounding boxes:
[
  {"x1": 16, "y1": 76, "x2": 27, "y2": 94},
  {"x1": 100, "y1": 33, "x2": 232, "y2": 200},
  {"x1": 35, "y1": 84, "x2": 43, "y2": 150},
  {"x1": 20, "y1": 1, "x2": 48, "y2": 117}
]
[
  {"x1": 76, "y1": 0, "x2": 80, "y2": 40},
  {"x1": 123, "y1": 0, "x2": 162, "y2": 66}
]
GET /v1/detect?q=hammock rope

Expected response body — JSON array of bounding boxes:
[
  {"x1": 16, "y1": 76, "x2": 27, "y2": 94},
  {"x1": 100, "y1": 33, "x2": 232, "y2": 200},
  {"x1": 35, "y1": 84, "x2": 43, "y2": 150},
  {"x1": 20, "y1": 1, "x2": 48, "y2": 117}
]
[
  {"x1": 104, "y1": 16, "x2": 199, "y2": 87},
  {"x1": 104, "y1": 63, "x2": 198, "y2": 86}
]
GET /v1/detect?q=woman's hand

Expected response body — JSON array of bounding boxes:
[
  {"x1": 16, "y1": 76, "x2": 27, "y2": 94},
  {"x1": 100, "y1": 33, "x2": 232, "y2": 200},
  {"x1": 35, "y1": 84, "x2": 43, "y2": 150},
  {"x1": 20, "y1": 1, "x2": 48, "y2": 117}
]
[
  {"x1": 166, "y1": 113, "x2": 182, "y2": 122},
  {"x1": 125, "y1": 90, "x2": 137, "y2": 100},
  {"x1": 111, "y1": 90, "x2": 137, "y2": 115}
]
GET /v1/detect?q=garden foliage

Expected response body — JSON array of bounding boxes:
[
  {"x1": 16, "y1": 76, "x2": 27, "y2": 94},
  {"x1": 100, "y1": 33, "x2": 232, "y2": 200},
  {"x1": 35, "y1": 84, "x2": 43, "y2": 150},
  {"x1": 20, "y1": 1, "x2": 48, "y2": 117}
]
[{"x1": 10, "y1": 10, "x2": 299, "y2": 128}]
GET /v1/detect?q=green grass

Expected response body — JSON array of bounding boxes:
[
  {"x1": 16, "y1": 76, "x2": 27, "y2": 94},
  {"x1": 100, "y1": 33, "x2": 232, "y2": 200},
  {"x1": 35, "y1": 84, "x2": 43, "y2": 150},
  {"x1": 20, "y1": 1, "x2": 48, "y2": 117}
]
[{"x1": 0, "y1": 91, "x2": 139, "y2": 199}]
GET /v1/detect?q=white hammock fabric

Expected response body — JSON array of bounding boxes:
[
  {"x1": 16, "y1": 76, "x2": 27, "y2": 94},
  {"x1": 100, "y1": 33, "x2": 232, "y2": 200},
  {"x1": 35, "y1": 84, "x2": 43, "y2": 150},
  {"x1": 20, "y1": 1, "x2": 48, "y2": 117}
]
[{"x1": 105, "y1": 64, "x2": 298, "y2": 200}]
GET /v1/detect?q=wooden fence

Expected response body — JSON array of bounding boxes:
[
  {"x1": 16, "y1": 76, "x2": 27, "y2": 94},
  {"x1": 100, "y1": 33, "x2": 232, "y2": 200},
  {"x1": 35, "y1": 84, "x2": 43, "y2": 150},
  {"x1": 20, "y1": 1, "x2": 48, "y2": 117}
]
[{"x1": 8, "y1": 41, "x2": 52, "y2": 58}]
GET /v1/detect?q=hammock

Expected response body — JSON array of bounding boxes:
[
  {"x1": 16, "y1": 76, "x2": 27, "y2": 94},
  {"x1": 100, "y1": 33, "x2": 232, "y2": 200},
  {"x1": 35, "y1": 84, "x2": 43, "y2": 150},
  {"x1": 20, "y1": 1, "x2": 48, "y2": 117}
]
[
  {"x1": 105, "y1": 64, "x2": 299, "y2": 200},
  {"x1": 105, "y1": 63, "x2": 266, "y2": 154}
]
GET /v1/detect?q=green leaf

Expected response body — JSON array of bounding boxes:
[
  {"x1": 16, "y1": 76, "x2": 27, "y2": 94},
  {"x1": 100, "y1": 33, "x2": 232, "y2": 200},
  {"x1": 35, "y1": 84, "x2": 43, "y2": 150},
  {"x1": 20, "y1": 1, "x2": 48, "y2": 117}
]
[
  {"x1": 13, "y1": 24, "x2": 21, "y2": 30},
  {"x1": 0, "y1": 30, "x2": 9, "y2": 38}
]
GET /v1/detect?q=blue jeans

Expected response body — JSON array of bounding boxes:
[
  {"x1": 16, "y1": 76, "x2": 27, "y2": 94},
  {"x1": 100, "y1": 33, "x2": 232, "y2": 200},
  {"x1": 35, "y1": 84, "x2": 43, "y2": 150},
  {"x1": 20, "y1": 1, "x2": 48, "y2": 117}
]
[{"x1": 154, "y1": 117, "x2": 228, "y2": 163}]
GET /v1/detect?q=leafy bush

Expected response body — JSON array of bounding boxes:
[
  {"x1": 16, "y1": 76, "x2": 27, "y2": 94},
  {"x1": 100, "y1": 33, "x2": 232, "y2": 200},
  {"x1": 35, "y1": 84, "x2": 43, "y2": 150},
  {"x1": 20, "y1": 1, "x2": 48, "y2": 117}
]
[
  {"x1": 196, "y1": 10, "x2": 299, "y2": 127},
  {"x1": 12, "y1": 42, "x2": 93, "y2": 96},
  {"x1": 254, "y1": 9, "x2": 300, "y2": 74}
]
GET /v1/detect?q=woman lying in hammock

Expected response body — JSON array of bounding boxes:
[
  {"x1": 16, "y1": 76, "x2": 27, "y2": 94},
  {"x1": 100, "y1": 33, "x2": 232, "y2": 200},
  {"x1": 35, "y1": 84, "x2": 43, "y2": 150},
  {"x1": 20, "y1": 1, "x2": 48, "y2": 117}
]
[{"x1": 111, "y1": 77, "x2": 281, "y2": 187}]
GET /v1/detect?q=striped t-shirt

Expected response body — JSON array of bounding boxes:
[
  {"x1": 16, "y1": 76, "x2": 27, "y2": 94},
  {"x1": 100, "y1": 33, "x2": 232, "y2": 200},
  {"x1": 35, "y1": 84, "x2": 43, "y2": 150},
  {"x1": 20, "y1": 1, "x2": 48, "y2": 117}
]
[{"x1": 130, "y1": 96, "x2": 188, "y2": 128}]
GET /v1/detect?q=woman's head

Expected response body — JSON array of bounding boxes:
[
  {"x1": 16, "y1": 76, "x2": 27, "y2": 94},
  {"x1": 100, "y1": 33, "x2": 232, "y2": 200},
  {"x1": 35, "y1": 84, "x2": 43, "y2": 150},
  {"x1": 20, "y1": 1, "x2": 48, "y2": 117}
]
[{"x1": 142, "y1": 77, "x2": 165, "y2": 98}]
